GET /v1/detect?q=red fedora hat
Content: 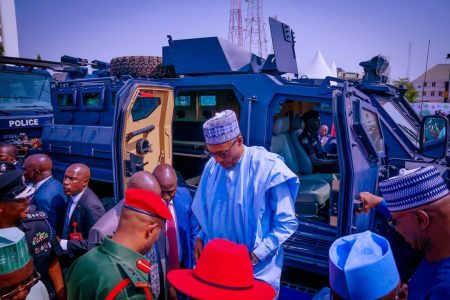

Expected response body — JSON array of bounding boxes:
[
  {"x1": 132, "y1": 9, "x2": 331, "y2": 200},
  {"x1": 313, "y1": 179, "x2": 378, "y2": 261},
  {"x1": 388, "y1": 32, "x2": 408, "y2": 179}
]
[{"x1": 168, "y1": 238, "x2": 275, "y2": 300}]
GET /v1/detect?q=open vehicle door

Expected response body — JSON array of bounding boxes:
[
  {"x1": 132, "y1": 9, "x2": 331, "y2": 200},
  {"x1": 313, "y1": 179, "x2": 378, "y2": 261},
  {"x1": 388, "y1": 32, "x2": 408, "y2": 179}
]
[
  {"x1": 333, "y1": 82, "x2": 385, "y2": 236},
  {"x1": 112, "y1": 80, "x2": 173, "y2": 200}
]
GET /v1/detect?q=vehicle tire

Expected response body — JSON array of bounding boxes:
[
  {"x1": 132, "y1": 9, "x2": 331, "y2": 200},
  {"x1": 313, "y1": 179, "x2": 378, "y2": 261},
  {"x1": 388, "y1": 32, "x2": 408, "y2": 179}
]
[{"x1": 110, "y1": 56, "x2": 162, "y2": 78}]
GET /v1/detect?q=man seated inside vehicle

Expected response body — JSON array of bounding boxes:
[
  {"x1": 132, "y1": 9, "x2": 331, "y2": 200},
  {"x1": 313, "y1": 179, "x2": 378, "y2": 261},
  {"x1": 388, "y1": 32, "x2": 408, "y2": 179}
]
[{"x1": 298, "y1": 110, "x2": 339, "y2": 173}]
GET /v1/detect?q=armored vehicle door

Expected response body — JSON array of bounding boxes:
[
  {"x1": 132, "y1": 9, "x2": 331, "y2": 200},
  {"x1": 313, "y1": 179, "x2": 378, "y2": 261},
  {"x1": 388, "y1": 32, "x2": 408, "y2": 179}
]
[
  {"x1": 112, "y1": 80, "x2": 174, "y2": 199},
  {"x1": 333, "y1": 82, "x2": 385, "y2": 236}
]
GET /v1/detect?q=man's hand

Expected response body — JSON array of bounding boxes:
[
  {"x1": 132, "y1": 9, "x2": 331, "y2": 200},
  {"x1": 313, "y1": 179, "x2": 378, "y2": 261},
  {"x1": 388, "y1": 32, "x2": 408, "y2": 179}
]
[
  {"x1": 168, "y1": 286, "x2": 177, "y2": 300},
  {"x1": 194, "y1": 238, "x2": 204, "y2": 262},
  {"x1": 356, "y1": 192, "x2": 383, "y2": 214},
  {"x1": 397, "y1": 283, "x2": 408, "y2": 300}
]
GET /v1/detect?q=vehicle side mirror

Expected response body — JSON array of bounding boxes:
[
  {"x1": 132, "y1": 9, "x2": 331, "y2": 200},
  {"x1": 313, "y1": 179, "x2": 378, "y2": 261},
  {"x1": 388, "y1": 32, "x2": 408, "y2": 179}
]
[{"x1": 420, "y1": 115, "x2": 448, "y2": 159}]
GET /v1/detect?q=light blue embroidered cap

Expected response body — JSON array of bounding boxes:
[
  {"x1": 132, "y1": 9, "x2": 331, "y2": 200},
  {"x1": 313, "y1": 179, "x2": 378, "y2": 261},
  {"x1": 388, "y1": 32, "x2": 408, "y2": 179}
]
[
  {"x1": 379, "y1": 166, "x2": 449, "y2": 212},
  {"x1": 329, "y1": 231, "x2": 399, "y2": 300},
  {"x1": 203, "y1": 110, "x2": 241, "y2": 145}
]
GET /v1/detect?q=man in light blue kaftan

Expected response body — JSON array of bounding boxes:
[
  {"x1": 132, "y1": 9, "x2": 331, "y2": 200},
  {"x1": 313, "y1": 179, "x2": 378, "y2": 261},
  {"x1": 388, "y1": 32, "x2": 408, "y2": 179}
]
[{"x1": 192, "y1": 110, "x2": 299, "y2": 294}]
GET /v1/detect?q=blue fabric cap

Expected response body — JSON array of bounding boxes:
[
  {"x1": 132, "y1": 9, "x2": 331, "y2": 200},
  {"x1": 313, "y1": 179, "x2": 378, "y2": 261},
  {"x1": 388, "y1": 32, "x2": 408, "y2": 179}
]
[
  {"x1": 379, "y1": 166, "x2": 449, "y2": 212},
  {"x1": 203, "y1": 110, "x2": 240, "y2": 145},
  {"x1": 329, "y1": 231, "x2": 400, "y2": 300}
]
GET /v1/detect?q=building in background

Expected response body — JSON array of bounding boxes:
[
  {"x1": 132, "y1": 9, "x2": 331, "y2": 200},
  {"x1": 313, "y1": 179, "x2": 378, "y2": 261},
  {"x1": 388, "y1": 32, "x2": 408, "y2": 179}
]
[{"x1": 412, "y1": 64, "x2": 450, "y2": 103}]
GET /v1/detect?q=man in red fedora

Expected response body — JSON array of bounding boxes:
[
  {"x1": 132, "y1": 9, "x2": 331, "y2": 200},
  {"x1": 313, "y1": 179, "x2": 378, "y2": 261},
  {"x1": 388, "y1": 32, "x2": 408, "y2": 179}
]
[
  {"x1": 67, "y1": 189, "x2": 173, "y2": 300},
  {"x1": 168, "y1": 238, "x2": 275, "y2": 300}
]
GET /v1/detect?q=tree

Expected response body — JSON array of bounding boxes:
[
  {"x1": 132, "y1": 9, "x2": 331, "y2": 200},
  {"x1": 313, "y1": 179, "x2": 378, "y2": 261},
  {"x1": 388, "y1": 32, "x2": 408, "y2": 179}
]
[{"x1": 392, "y1": 77, "x2": 418, "y2": 103}]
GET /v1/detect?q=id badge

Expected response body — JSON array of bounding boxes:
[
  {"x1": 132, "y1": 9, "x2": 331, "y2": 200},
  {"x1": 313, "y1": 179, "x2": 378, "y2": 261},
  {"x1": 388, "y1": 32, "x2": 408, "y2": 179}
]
[{"x1": 69, "y1": 232, "x2": 83, "y2": 240}]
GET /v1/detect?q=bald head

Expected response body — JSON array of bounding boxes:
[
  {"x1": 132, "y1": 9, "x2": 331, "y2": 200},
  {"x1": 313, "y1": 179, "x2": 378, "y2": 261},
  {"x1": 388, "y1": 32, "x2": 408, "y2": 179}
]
[
  {"x1": 153, "y1": 164, "x2": 177, "y2": 203},
  {"x1": 23, "y1": 154, "x2": 52, "y2": 184},
  {"x1": 128, "y1": 171, "x2": 161, "y2": 195},
  {"x1": 63, "y1": 163, "x2": 91, "y2": 196},
  {"x1": 0, "y1": 144, "x2": 18, "y2": 162}
]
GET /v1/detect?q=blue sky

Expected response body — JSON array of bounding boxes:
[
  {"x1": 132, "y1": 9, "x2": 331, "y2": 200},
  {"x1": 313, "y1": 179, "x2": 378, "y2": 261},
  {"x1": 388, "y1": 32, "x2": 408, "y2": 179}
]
[{"x1": 15, "y1": 0, "x2": 450, "y2": 80}]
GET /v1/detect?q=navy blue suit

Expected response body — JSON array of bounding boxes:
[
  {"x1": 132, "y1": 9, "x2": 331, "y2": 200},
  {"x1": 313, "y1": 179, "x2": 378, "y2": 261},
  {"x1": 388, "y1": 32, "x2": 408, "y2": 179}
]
[
  {"x1": 173, "y1": 187, "x2": 200, "y2": 269},
  {"x1": 32, "y1": 176, "x2": 67, "y2": 236}
]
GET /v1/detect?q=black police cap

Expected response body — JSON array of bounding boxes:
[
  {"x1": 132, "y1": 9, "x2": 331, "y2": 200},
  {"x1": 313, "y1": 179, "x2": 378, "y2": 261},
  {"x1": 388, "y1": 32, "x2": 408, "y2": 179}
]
[{"x1": 0, "y1": 170, "x2": 30, "y2": 201}]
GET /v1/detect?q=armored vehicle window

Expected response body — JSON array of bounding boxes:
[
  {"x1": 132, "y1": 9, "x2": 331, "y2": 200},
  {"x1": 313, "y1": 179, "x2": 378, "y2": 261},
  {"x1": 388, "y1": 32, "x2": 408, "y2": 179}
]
[
  {"x1": 0, "y1": 72, "x2": 51, "y2": 109},
  {"x1": 131, "y1": 94, "x2": 160, "y2": 122},
  {"x1": 362, "y1": 108, "x2": 384, "y2": 152},
  {"x1": 200, "y1": 95, "x2": 216, "y2": 107},
  {"x1": 57, "y1": 93, "x2": 74, "y2": 107},
  {"x1": 83, "y1": 92, "x2": 102, "y2": 107},
  {"x1": 379, "y1": 99, "x2": 419, "y2": 148},
  {"x1": 175, "y1": 95, "x2": 191, "y2": 106}
]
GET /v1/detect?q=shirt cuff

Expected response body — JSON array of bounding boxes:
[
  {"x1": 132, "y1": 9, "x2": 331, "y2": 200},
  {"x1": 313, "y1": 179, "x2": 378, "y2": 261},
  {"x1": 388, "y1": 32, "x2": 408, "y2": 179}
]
[
  {"x1": 375, "y1": 200, "x2": 392, "y2": 220},
  {"x1": 60, "y1": 239, "x2": 68, "y2": 251},
  {"x1": 197, "y1": 231, "x2": 206, "y2": 242},
  {"x1": 252, "y1": 241, "x2": 272, "y2": 261}
]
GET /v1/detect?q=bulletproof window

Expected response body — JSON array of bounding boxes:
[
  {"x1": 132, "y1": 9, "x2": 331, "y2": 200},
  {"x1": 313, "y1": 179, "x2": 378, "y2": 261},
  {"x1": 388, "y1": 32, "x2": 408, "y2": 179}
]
[
  {"x1": 361, "y1": 108, "x2": 384, "y2": 153},
  {"x1": 424, "y1": 82, "x2": 428, "y2": 87},
  {"x1": 83, "y1": 92, "x2": 102, "y2": 107},
  {"x1": 439, "y1": 91, "x2": 443, "y2": 97},
  {"x1": 199, "y1": 95, "x2": 217, "y2": 107},
  {"x1": 57, "y1": 93, "x2": 74, "y2": 107},
  {"x1": 131, "y1": 92, "x2": 160, "y2": 122},
  {"x1": 432, "y1": 82, "x2": 436, "y2": 87},
  {"x1": 431, "y1": 91, "x2": 435, "y2": 97},
  {"x1": 175, "y1": 95, "x2": 191, "y2": 106}
]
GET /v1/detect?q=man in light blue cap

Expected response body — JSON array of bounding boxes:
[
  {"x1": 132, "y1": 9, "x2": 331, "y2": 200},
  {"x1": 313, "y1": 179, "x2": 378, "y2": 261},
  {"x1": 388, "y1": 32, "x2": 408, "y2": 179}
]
[
  {"x1": 357, "y1": 166, "x2": 450, "y2": 299},
  {"x1": 328, "y1": 231, "x2": 400, "y2": 300},
  {"x1": 192, "y1": 110, "x2": 299, "y2": 294}
]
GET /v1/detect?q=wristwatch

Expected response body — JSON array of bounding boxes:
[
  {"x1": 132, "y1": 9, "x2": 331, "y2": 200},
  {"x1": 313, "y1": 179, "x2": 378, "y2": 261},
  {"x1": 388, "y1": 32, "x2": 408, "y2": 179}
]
[{"x1": 250, "y1": 252, "x2": 259, "y2": 265}]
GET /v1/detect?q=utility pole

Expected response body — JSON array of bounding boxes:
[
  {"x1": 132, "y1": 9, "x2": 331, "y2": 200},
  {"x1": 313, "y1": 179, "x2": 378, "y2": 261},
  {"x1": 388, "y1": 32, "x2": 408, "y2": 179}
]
[{"x1": 228, "y1": 0, "x2": 243, "y2": 46}]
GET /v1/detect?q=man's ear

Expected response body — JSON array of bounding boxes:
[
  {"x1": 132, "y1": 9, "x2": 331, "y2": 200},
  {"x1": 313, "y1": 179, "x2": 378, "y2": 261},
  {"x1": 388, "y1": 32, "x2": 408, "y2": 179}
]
[
  {"x1": 34, "y1": 168, "x2": 41, "y2": 177},
  {"x1": 415, "y1": 210, "x2": 430, "y2": 229},
  {"x1": 146, "y1": 222, "x2": 159, "y2": 237}
]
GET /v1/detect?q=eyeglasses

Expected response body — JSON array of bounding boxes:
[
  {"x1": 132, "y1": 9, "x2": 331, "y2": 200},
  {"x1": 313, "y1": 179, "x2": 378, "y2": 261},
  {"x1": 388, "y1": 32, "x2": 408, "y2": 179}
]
[
  {"x1": 388, "y1": 211, "x2": 415, "y2": 229},
  {"x1": 204, "y1": 139, "x2": 238, "y2": 159},
  {"x1": 0, "y1": 271, "x2": 40, "y2": 299}
]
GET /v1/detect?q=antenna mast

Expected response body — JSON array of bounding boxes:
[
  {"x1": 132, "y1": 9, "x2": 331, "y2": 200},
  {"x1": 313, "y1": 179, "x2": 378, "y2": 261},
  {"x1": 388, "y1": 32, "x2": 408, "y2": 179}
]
[
  {"x1": 243, "y1": 0, "x2": 267, "y2": 57},
  {"x1": 228, "y1": 0, "x2": 243, "y2": 46}
]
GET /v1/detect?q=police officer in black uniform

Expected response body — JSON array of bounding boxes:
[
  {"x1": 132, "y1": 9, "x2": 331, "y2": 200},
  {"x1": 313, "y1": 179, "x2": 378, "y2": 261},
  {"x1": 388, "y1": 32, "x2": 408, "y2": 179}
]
[
  {"x1": 298, "y1": 110, "x2": 339, "y2": 173},
  {"x1": 0, "y1": 167, "x2": 66, "y2": 300}
]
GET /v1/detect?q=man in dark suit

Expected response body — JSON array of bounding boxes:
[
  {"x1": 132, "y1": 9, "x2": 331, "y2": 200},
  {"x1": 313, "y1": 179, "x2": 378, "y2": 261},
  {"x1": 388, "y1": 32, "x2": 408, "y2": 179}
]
[
  {"x1": 153, "y1": 164, "x2": 200, "y2": 300},
  {"x1": 22, "y1": 154, "x2": 67, "y2": 236},
  {"x1": 60, "y1": 163, "x2": 105, "y2": 260}
]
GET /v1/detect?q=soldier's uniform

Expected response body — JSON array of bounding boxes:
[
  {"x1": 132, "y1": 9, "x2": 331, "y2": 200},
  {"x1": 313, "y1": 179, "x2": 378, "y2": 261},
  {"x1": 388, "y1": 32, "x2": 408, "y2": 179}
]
[
  {"x1": 66, "y1": 188, "x2": 173, "y2": 300},
  {"x1": 17, "y1": 211, "x2": 63, "y2": 295},
  {"x1": 67, "y1": 237, "x2": 153, "y2": 299}
]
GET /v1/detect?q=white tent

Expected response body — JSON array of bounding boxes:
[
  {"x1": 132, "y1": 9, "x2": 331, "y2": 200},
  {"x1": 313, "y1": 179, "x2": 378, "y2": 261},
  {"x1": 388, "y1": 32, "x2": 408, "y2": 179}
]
[
  {"x1": 304, "y1": 50, "x2": 334, "y2": 79},
  {"x1": 330, "y1": 61, "x2": 338, "y2": 77}
]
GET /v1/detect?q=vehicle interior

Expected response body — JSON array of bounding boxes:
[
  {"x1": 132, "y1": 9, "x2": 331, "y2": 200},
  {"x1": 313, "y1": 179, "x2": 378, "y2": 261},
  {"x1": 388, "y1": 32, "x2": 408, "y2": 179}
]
[
  {"x1": 172, "y1": 89, "x2": 240, "y2": 185},
  {"x1": 271, "y1": 100, "x2": 340, "y2": 226}
]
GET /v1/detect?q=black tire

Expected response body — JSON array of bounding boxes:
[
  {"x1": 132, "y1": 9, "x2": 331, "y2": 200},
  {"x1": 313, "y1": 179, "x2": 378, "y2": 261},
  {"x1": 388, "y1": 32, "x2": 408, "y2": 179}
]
[{"x1": 109, "y1": 56, "x2": 162, "y2": 78}]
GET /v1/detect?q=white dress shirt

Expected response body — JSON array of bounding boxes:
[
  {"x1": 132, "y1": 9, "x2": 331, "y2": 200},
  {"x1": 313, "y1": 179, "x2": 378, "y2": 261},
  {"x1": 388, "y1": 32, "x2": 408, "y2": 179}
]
[{"x1": 60, "y1": 189, "x2": 86, "y2": 250}]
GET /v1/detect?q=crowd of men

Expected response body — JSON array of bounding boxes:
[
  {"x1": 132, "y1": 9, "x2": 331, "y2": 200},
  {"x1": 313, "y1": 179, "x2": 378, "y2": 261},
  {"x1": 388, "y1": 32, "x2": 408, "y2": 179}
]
[{"x1": 0, "y1": 110, "x2": 449, "y2": 300}]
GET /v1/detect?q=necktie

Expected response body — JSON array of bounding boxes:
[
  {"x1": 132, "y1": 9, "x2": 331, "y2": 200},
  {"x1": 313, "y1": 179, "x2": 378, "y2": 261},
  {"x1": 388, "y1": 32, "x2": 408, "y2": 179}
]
[
  {"x1": 62, "y1": 197, "x2": 73, "y2": 239},
  {"x1": 166, "y1": 202, "x2": 179, "y2": 271},
  {"x1": 146, "y1": 246, "x2": 160, "y2": 298}
]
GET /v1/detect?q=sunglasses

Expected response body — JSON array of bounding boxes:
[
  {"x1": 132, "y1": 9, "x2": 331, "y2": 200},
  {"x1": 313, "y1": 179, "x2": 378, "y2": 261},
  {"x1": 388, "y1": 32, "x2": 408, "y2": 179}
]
[
  {"x1": 204, "y1": 139, "x2": 238, "y2": 159},
  {"x1": 0, "y1": 271, "x2": 40, "y2": 299}
]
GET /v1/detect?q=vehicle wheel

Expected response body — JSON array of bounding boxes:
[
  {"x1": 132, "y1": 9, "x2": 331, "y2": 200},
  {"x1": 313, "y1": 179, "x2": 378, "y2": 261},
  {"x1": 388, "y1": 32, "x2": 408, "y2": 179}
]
[{"x1": 110, "y1": 56, "x2": 162, "y2": 78}]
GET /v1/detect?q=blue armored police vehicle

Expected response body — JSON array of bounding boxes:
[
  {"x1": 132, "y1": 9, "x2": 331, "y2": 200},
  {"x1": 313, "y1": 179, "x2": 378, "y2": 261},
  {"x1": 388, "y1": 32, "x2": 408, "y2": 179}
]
[
  {"x1": 42, "y1": 17, "x2": 447, "y2": 293},
  {"x1": 0, "y1": 55, "x2": 109, "y2": 159}
]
